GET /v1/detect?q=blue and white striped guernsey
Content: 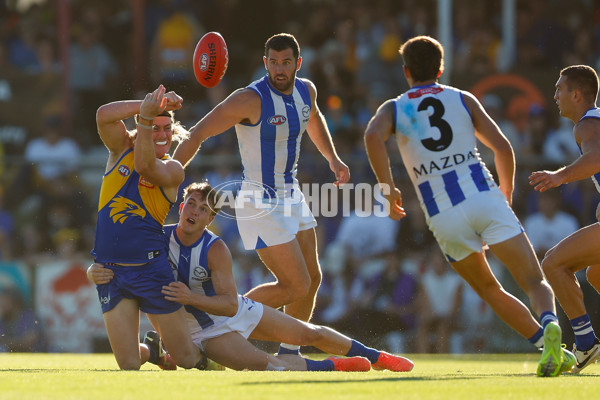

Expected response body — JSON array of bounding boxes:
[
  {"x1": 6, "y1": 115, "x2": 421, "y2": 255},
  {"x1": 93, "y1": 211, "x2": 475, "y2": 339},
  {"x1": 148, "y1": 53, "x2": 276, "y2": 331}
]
[
  {"x1": 235, "y1": 75, "x2": 312, "y2": 199},
  {"x1": 164, "y1": 224, "x2": 224, "y2": 331},
  {"x1": 578, "y1": 107, "x2": 600, "y2": 193},
  {"x1": 392, "y1": 83, "x2": 498, "y2": 219}
]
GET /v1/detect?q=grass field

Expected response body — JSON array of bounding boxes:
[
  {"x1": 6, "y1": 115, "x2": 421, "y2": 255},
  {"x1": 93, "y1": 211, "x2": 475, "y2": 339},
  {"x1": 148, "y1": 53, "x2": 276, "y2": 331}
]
[{"x1": 1, "y1": 353, "x2": 599, "y2": 400}]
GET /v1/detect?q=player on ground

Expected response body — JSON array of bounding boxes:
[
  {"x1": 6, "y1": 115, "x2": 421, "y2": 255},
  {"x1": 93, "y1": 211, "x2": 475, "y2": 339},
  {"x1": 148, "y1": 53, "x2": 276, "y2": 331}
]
[
  {"x1": 91, "y1": 85, "x2": 206, "y2": 370},
  {"x1": 363, "y1": 35, "x2": 574, "y2": 377},
  {"x1": 173, "y1": 33, "x2": 350, "y2": 355},
  {"x1": 89, "y1": 182, "x2": 413, "y2": 372},
  {"x1": 529, "y1": 65, "x2": 600, "y2": 373}
]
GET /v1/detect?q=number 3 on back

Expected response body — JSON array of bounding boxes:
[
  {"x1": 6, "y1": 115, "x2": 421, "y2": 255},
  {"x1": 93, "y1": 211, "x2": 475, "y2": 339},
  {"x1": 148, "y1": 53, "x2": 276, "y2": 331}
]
[{"x1": 418, "y1": 97, "x2": 453, "y2": 152}]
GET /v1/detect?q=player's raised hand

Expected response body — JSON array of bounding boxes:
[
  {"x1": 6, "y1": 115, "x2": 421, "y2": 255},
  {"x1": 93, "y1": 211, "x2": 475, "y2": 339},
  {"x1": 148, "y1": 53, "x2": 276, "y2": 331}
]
[
  {"x1": 164, "y1": 91, "x2": 183, "y2": 111},
  {"x1": 528, "y1": 170, "x2": 563, "y2": 192},
  {"x1": 140, "y1": 84, "x2": 168, "y2": 118}
]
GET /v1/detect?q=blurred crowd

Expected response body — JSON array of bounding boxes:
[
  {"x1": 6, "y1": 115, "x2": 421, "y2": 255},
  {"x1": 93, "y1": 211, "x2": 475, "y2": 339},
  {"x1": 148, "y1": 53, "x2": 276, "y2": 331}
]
[{"x1": 2, "y1": 0, "x2": 600, "y2": 354}]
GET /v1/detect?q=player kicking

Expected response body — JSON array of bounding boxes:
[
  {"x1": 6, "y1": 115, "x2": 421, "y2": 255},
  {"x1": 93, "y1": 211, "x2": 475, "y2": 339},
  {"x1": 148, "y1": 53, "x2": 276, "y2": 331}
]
[
  {"x1": 364, "y1": 35, "x2": 575, "y2": 377},
  {"x1": 529, "y1": 65, "x2": 600, "y2": 373},
  {"x1": 88, "y1": 181, "x2": 414, "y2": 372}
]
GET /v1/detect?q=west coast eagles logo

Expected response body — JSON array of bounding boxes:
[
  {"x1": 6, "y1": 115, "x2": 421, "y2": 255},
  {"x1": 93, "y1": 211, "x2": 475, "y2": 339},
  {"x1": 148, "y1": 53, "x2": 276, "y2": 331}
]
[{"x1": 109, "y1": 196, "x2": 146, "y2": 223}]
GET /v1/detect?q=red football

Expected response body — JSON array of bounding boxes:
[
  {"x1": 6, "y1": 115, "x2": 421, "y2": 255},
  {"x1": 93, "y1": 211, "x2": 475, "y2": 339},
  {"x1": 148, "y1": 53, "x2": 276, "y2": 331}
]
[{"x1": 193, "y1": 32, "x2": 229, "y2": 88}]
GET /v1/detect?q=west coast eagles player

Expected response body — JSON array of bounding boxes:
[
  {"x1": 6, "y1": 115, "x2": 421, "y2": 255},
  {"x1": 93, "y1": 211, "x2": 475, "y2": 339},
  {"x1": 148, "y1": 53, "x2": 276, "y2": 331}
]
[{"x1": 91, "y1": 85, "x2": 205, "y2": 370}]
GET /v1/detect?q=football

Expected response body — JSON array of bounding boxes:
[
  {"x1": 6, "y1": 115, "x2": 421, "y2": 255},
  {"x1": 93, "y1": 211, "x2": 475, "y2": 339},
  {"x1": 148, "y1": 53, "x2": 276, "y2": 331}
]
[{"x1": 193, "y1": 31, "x2": 229, "y2": 88}]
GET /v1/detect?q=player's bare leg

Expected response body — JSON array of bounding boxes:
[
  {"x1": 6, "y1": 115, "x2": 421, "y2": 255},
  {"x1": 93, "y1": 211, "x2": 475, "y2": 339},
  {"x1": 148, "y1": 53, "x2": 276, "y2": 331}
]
[
  {"x1": 249, "y1": 305, "x2": 413, "y2": 372},
  {"x1": 203, "y1": 332, "x2": 369, "y2": 371},
  {"x1": 490, "y1": 233, "x2": 556, "y2": 317},
  {"x1": 103, "y1": 298, "x2": 144, "y2": 370},
  {"x1": 247, "y1": 239, "x2": 311, "y2": 313},
  {"x1": 287, "y1": 228, "x2": 322, "y2": 322},
  {"x1": 542, "y1": 224, "x2": 600, "y2": 319},
  {"x1": 541, "y1": 225, "x2": 600, "y2": 373},
  {"x1": 586, "y1": 264, "x2": 600, "y2": 294},
  {"x1": 148, "y1": 310, "x2": 205, "y2": 369},
  {"x1": 450, "y1": 250, "x2": 540, "y2": 338}
]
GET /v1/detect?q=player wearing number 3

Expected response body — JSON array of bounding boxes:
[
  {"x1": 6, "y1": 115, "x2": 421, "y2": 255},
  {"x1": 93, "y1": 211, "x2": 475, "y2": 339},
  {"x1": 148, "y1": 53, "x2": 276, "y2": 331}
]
[{"x1": 364, "y1": 35, "x2": 574, "y2": 377}]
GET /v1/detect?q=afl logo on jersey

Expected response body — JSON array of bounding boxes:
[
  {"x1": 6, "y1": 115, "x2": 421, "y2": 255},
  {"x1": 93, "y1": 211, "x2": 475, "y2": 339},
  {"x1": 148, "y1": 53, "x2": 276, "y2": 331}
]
[
  {"x1": 268, "y1": 115, "x2": 287, "y2": 125},
  {"x1": 192, "y1": 266, "x2": 209, "y2": 282},
  {"x1": 118, "y1": 165, "x2": 131, "y2": 177}
]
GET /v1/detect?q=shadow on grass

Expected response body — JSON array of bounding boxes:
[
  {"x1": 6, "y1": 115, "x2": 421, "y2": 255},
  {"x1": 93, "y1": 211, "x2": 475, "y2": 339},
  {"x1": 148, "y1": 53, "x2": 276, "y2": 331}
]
[{"x1": 237, "y1": 370, "x2": 600, "y2": 384}]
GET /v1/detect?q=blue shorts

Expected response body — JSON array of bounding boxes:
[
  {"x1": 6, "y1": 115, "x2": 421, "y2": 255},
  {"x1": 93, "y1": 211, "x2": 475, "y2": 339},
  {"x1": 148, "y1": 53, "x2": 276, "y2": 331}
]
[{"x1": 95, "y1": 258, "x2": 182, "y2": 315}]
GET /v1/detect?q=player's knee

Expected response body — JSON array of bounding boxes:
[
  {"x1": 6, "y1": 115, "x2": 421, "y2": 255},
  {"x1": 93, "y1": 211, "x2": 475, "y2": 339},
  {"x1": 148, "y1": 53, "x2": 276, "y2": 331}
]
[
  {"x1": 279, "y1": 286, "x2": 308, "y2": 304},
  {"x1": 586, "y1": 268, "x2": 600, "y2": 293},
  {"x1": 540, "y1": 255, "x2": 559, "y2": 277},
  {"x1": 172, "y1": 353, "x2": 199, "y2": 369},
  {"x1": 117, "y1": 358, "x2": 141, "y2": 370},
  {"x1": 309, "y1": 268, "x2": 322, "y2": 288},
  {"x1": 277, "y1": 278, "x2": 310, "y2": 302}
]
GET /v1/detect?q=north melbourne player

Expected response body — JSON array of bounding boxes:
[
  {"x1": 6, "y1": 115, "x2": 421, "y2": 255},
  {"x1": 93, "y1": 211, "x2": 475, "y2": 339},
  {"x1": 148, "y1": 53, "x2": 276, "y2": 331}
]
[
  {"x1": 529, "y1": 64, "x2": 600, "y2": 373},
  {"x1": 89, "y1": 182, "x2": 414, "y2": 372},
  {"x1": 364, "y1": 35, "x2": 574, "y2": 377},
  {"x1": 173, "y1": 33, "x2": 350, "y2": 356}
]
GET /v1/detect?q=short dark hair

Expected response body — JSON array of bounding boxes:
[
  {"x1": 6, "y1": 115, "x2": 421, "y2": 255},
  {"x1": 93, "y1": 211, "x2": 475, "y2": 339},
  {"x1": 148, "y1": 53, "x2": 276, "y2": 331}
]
[
  {"x1": 264, "y1": 33, "x2": 300, "y2": 60},
  {"x1": 399, "y1": 36, "x2": 444, "y2": 82},
  {"x1": 560, "y1": 65, "x2": 599, "y2": 103},
  {"x1": 182, "y1": 181, "x2": 222, "y2": 216}
]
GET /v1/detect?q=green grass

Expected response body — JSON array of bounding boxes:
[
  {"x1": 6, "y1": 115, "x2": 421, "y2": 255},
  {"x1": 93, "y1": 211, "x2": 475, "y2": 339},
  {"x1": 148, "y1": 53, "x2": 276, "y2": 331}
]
[{"x1": 1, "y1": 353, "x2": 599, "y2": 400}]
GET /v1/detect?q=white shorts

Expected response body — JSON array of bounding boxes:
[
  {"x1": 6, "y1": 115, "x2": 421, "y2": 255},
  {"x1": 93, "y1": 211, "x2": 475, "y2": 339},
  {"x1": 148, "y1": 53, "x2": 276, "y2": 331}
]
[
  {"x1": 235, "y1": 195, "x2": 317, "y2": 250},
  {"x1": 190, "y1": 295, "x2": 264, "y2": 350},
  {"x1": 427, "y1": 189, "x2": 524, "y2": 262}
]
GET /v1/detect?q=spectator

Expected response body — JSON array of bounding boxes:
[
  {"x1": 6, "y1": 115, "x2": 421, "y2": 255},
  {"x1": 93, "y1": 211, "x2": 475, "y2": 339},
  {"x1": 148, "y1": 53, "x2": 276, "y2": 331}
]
[
  {"x1": 0, "y1": 187, "x2": 14, "y2": 261},
  {"x1": 524, "y1": 189, "x2": 580, "y2": 260},
  {"x1": 24, "y1": 114, "x2": 81, "y2": 183},
  {"x1": 415, "y1": 248, "x2": 463, "y2": 353},
  {"x1": 543, "y1": 117, "x2": 580, "y2": 165},
  {"x1": 0, "y1": 286, "x2": 46, "y2": 352},
  {"x1": 68, "y1": 23, "x2": 117, "y2": 147},
  {"x1": 149, "y1": 5, "x2": 202, "y2": 98}
]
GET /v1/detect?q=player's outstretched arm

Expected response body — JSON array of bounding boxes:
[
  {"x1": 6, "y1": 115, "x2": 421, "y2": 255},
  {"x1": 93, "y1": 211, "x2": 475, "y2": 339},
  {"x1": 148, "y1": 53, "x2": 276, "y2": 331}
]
[
  {"x1": 174, "y1": 88, "x2": 260, "y2": 167},
  {"x1": 530, "y1": 118, "x2": 600, "y2": 192}
]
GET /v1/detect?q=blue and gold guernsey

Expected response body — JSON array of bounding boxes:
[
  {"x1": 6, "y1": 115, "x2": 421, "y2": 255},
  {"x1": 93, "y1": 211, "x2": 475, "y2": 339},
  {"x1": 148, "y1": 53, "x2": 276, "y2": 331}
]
[
  {"x1": 92, "y1": 148, "x2": 174, "y2": 264},
  {"x1": 164, "y1": 224, "x2": 225, "y2": 333},
  {"x1": 235, "y1": 75, "x2": 312, "y2": 199},
  {"x1": 392, "y1": 83, "x2": 498, "y2": 219},
  {"x1": 579, "y1": 107, "x2": 600, "y2": 192}
]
